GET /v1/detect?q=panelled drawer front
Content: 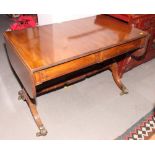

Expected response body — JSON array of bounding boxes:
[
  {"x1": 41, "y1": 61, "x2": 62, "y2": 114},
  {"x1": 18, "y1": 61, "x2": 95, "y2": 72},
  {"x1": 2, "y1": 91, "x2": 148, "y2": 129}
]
[
  {"x1": 34, "y1": 38, "x2": 146, "y2": 85},
  {"x1": 35, "y1": 53, "x2": 99, "y2": 84},
  {"x1": 100, "y1": 38, "x2": 144, "y2": 61}
]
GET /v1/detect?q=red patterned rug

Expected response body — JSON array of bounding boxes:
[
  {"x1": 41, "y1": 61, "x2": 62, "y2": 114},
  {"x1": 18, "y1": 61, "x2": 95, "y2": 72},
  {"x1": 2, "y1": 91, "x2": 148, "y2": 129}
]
[{"x1": 117, "y1": 109, "x2": 155, "y2": 140}]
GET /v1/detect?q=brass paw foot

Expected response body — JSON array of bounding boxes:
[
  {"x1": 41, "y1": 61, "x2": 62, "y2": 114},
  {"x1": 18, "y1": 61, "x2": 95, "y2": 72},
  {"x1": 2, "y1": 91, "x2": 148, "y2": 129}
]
[
  {"x1": 36, "y1": 126, "x2": 48, "y2": 137},
  {"x1": 18, "y1": 90, "x2": 26, "y2": 101},
  {"x1": 110, "y1": 62, "x2": 129, "y2": 96},
  {"x1": 120, "y1": 86, "x2": 129, "y2": 96}
]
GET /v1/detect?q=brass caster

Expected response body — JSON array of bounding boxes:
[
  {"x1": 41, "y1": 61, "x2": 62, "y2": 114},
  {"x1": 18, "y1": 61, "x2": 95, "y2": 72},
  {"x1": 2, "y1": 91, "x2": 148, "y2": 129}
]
[
  {"x1": 18, "y1": 90, "x2": 26, "y2": 101},
  {"x1": 18, "y1": 95, "x2": 22, "y2": 100},
  {"x1": 36, "y1": 126, "x2": 48, "y2": 137},
  {"x1": 120, "y1": 87, "x2": 129, "y2": 96}
]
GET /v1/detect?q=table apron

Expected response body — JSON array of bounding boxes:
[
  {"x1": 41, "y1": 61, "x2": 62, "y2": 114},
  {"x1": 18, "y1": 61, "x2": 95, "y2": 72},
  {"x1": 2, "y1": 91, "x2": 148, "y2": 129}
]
[{"x1": 34, "y1": 38, "x2": 146, "y2": 85}]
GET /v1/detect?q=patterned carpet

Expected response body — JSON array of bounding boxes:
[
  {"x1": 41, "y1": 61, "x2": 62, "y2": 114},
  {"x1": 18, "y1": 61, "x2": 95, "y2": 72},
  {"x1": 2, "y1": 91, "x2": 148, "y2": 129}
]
[{"x1": 117, "y1": 109, "x2": 155, "y2": 140}]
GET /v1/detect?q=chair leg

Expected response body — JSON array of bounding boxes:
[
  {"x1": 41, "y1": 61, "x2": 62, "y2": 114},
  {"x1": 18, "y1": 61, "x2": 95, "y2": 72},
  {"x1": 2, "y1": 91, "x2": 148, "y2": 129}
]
[
  {"x1": 109, "y1": 62, "x2": 129, "y2": 95},
  {"x1": 18, "y1": 89, "x2": 48, "y2": 136}
]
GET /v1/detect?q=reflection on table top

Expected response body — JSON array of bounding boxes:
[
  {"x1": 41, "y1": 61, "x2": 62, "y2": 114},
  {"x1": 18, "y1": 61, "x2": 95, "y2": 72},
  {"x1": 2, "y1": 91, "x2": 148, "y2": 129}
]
[{"x1": 4, "y1": 14, "x2": 147, "y2": 71}]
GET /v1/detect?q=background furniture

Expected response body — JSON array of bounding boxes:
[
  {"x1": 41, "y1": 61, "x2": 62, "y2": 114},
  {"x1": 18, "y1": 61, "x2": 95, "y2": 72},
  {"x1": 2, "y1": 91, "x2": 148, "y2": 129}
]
[{"x1": 109, "y1": 14, "x2": 155, "y2": 77}]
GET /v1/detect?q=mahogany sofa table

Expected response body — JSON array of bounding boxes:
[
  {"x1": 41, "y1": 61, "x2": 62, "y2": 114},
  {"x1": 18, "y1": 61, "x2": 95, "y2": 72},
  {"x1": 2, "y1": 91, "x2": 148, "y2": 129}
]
[{"x1": 4, "y1": 15, "x2": 149, "y2": 136}]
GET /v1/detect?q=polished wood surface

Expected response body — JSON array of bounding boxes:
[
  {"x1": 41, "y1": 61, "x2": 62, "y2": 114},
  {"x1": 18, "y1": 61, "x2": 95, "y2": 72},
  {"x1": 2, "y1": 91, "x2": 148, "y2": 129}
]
[
  {"x1": 5, "y1": 41, "x2": 36, "y2": 98},
  {"x1": 4, "y1": 15, "x2": 147, "y2": 72},
  {"x1": 4, "y1": 14, "x2": 149, "y2": 136}
]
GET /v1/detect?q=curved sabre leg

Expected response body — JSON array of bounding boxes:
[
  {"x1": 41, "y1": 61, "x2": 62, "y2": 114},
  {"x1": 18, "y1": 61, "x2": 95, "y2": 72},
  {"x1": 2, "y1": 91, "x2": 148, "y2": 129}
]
[
  {"x1": 109, "y1": 62, "x2": 129, "y2": 95},
  {"x1": 18, "y1": 89, "x2": 48, "y2": 136}
]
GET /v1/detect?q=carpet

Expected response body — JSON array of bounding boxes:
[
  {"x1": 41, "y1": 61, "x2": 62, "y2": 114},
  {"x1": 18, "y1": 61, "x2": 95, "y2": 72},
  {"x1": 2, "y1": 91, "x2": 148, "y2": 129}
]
[{"x1": 117, "y1": 109, "x2": 155, "y2": 140}]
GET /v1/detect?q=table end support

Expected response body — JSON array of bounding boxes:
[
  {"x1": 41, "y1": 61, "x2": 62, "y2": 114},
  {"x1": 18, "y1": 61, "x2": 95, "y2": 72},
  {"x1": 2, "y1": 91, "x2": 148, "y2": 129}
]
[
  {"x1": 109, "y1": 62, "x2": 129, "y2": 96},
  {"x1": 18, "y1": 89, "x2": 48, "y2": 137}
]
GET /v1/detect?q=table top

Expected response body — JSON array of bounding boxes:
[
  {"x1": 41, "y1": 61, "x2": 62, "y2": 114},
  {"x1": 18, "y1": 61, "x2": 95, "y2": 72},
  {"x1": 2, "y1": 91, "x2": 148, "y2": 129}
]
[{"x1": 4, "y1": 14, "x2": 147, "y2": 72}]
